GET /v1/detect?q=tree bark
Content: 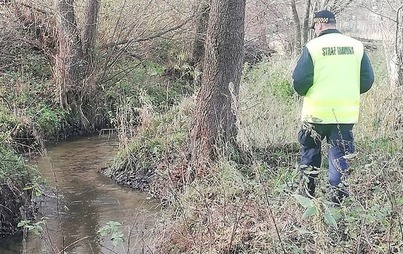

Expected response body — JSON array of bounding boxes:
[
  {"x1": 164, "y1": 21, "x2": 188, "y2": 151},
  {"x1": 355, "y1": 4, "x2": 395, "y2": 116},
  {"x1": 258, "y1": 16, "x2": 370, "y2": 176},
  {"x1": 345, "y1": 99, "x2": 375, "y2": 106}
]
[
  {"x1": 302, "y1": 0, "x2": 312, "y2": 46},
  {"x1": 255, "y1": 0, "x2": 268, "y2": 49},
  {"x1": 54, "y1": 0, "x2": 84, "y2": 107},
  {"x1": 191, "y1": 0, "x2": 210, "y2": 70},
  {"x1": 290, "y1": 0, "x2": 301, "y2": 52},
  {"x1": 54, "y1": 0, "x2": 90, "y2": 130},
  {"x1": 190, "y1": 0, "x2": 245, "y2": 166},
  {"x1": 82, "y1": 0, "x2": 100, "y2": 70}
]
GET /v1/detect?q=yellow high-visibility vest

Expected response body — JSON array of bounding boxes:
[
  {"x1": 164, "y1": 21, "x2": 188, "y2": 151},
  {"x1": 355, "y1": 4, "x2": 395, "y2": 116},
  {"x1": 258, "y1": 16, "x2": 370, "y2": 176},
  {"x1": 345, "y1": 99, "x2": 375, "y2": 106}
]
[{"x1": 303, "y1": 33, "x2": 364, "y2": 124}]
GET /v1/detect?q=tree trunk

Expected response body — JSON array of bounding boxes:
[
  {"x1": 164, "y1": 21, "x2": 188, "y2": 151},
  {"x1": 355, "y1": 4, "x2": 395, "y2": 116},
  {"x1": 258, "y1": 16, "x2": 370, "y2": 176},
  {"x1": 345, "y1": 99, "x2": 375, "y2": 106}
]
[
  {"x1": 54, "y1": 0, "x2": 90, "y2": 130},
  {"x1": 302, "y1": 0, "x2": 312, "y2": 46},
  {"x1": 82, "y1": 0, "x2": 100, "y2": 70},
  {"x1": 191, "y1": 0, "x2": 210, "y2": 70},
  {"x1": 190, "y1": 0, "x2": 245, "y2": 166},
  {"x1": 256, "y1": 0, "x2": 268, "y2": 49},
  {"x1": 290, "y1": 0, "x2": 301, "y2": 52}
]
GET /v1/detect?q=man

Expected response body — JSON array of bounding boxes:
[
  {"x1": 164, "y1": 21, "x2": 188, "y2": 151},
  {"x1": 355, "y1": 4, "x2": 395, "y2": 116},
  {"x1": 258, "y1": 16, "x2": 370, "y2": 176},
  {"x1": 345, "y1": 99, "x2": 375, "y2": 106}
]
[{"x1": 292, "y1": 10, "x2": 375, "y2": 204}]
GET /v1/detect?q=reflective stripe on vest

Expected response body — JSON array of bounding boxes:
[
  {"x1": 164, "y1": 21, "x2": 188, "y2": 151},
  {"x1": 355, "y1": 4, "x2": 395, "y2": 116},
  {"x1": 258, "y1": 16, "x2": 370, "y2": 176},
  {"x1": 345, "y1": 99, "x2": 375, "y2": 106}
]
[{"x1": 303, "y1": 33, "x2": 364, "y2": 124}]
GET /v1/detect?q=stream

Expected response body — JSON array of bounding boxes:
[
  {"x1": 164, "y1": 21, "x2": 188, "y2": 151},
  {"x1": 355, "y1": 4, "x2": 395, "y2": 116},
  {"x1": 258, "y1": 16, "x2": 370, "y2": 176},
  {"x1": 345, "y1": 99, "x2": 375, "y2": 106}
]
[{"x1": 0, "y1": 135, "x2": 159, "y2": 254}]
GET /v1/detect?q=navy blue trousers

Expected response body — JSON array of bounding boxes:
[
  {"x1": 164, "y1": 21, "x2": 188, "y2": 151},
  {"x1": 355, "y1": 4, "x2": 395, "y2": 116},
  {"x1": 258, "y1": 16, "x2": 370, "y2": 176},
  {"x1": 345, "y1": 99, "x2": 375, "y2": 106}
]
[{"x1": 298, "y1": 123, "x2": 355, "y2": 187}]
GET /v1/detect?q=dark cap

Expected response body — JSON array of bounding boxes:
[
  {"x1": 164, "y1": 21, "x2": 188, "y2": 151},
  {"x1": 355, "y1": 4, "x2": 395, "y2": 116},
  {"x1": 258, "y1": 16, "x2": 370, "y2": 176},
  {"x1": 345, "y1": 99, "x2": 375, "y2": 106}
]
[{"x1": 311, "y1": 10, "x2": 336, "y2": 29}]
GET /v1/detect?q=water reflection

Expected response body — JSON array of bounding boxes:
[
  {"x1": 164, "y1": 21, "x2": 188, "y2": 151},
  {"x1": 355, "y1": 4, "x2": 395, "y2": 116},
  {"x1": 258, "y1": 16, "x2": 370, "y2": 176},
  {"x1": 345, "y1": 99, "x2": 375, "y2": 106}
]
[{"x1": 0, "y1": 135, "x2": 159, "y2": 254}]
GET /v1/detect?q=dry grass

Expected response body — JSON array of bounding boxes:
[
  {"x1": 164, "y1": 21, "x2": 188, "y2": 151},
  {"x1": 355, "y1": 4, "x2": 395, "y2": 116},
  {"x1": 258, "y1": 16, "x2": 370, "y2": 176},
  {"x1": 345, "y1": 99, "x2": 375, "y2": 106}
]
[
  {"x1": 153, "y1": 47, "x2": 403, "y2": 253},
  {"x1": 238, "y1": 55, "x2": 300, "y2": 148}
]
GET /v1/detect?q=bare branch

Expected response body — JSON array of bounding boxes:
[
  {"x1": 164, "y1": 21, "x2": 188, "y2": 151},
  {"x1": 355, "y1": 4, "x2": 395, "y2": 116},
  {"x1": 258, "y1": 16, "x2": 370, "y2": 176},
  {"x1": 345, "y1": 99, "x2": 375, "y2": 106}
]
[
  {"x1": 360, "y1": 3, "x2": 397, "y2": 23},
  {"x1": 385, "y1": 0, "x2": 397, "y2": 12},
  {"x1": 102, "y1": 19, "x2": 190, "y2": 49}
]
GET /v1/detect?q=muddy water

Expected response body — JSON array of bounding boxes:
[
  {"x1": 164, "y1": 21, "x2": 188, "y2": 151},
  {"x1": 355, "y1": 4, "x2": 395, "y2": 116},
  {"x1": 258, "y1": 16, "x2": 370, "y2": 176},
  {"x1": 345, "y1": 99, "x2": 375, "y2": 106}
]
[{"x1": 0, "y1": 135, "x2": 159, "y2": 254}]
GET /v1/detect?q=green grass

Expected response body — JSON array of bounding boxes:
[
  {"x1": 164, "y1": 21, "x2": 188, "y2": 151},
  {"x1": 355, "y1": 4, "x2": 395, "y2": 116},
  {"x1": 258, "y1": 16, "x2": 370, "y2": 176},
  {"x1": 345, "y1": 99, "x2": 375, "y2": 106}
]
[
  {"x1": 0, "y1": 144, "x2": 28, "y2": 183},
  {"x1": 239, "y1": 55, "x2": 301, "y2": 148}
]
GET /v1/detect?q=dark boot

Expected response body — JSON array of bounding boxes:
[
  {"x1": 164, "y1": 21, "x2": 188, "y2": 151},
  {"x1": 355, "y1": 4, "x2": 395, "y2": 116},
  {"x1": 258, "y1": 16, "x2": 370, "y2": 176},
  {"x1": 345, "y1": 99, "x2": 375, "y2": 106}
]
[
  {"x1": 329, "y1": 184, "x2": 349, "y2": 206},
  {"x1": 307, "y1": 177, "x2": 316, "y2": 197},
  {"x1": 299, "y1": 165, "x2": 320, "y2": 198}
]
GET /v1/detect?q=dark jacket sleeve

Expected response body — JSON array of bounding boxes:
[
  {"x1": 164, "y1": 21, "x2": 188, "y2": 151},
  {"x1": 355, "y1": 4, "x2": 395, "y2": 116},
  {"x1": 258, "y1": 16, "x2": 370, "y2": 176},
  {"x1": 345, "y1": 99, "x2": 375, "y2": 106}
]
[
  {"x1": 360, "y1": 52, "x2": 375, "y2": 94},
  {"x1": 292, "y1": 47, "x2": 314, "y2": 96}
]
